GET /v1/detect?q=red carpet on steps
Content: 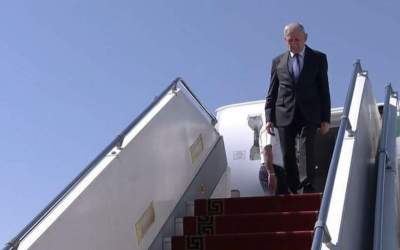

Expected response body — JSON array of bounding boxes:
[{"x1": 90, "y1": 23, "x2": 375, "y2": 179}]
[{"x1": 171, "y1": 193, "x2": 322, "y2": 250}]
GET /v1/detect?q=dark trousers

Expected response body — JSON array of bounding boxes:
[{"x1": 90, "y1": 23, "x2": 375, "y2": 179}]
[{"x1": 278, "y1": 111, "x2": 317, "y2": 193}]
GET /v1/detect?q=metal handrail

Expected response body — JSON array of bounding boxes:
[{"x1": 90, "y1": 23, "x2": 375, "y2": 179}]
[
  {"x1": 176, "y1": 78, "x2": 218, "y2": 125},
  {"x1": 3, "y1": 77, "x2": 217, "y2": 250},
  {"x1": 311, "y1": 60, "x2": 363, "y2": 249},
  {"x1": 372, "y1": 84, "x2": 396, "y2": 250}
]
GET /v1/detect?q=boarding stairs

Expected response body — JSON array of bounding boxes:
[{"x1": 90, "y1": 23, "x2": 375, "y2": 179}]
[{"x1": 4, "y1": 61, "x2": 399, "y2": 250}]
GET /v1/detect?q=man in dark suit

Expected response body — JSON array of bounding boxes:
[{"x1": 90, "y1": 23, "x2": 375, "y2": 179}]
[{"x1": 264, "y1": 22, "x2": 331, "y2": 193}]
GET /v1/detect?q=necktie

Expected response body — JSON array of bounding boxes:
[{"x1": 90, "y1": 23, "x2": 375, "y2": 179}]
[{"x1": 292, "y1": 54, "x2": 300, "y2": 81}]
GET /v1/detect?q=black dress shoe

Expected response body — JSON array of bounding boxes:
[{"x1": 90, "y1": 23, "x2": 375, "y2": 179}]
[
  {"x1": 289, "y1": 186, "x2": 298, "y2": 194},
  {"x1": 303, "y1": 184, "x2": 316, "y2": 193}
]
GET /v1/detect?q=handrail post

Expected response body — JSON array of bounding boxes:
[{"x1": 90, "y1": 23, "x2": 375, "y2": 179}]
[{"x1": 341, "y1": 114, "x2": 354, "y2": 137}]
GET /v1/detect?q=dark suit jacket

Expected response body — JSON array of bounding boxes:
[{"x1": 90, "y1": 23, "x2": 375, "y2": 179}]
[{"x1": 265, "y1": 46, "x2": 331, "y2": 127}]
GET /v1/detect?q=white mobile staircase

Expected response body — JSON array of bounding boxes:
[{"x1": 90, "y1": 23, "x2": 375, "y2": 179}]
[{"x1": 4, "y1": 61, "x2": 400, "y2": 250}]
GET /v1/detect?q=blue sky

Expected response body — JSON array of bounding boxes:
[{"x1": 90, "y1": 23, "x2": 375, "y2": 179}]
[{"x1": 1, "y1": 0, "x2": 399, "y2": 245}]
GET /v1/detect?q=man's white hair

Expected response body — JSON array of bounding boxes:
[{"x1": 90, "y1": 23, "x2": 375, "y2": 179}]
[{"x1": 284, "y1": 22, "x2": 306, "y2": 36}]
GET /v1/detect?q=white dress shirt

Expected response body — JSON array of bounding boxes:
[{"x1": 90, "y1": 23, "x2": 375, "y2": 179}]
[{"x1": 259, "y1": 126, "x2": 283, "y2": 167}]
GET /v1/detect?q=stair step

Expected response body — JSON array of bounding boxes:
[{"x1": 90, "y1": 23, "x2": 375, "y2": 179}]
[
  {"x1": 194, "y1": 193, "x2": 322, "y2": 216},
  {"x1": 172, "y1": 231, "x2": 313, "y2": 250},
  {"x1": 183, "y1": 211, "x2": 318, "y2": 235}
]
